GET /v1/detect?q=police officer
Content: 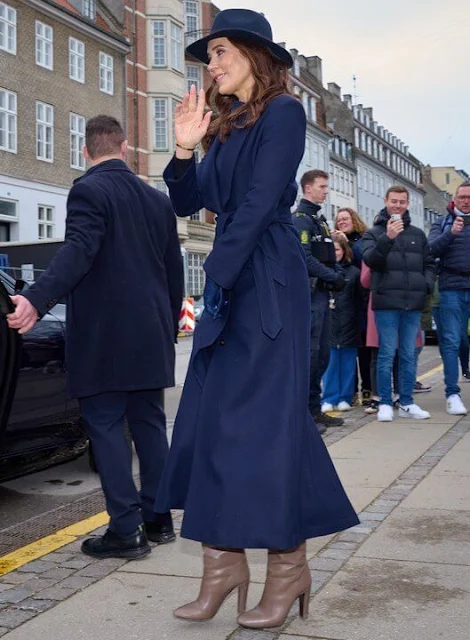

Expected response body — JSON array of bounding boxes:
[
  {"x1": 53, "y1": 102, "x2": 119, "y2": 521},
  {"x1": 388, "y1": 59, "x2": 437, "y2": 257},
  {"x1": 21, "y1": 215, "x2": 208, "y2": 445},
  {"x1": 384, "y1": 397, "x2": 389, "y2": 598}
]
[{"x1": 293, "y1": 169, "x2": 345, "y2": 432}]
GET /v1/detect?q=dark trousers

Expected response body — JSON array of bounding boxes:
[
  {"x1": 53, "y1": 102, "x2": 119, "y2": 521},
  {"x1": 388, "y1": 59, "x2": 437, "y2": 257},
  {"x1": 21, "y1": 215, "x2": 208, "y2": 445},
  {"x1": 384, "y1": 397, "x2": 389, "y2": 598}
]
[
  {"x1": 79, "y1": 389, "x2": 168, "y2": 535},
  {"x1": 309, "y1": 291, "x2": 331, "y2": 414}
]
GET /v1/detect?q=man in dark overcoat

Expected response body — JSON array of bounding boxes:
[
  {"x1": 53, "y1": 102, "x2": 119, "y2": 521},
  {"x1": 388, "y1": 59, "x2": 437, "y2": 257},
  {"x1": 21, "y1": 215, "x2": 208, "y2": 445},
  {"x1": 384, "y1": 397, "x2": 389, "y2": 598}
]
[{"x1": 7, "y1": 115, "x2": 184, "y2": 559}]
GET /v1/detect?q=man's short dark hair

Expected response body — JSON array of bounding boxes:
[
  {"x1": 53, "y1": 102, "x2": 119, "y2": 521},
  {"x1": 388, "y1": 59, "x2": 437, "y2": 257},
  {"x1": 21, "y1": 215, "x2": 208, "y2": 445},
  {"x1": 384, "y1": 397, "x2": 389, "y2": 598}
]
[
  {"x1": 456, "y1": 181, "x2": 470, "y2": 196},
  {"x1": 85, "y1": 115, "x2": 126, "y2": 159},
  {"x1": 300, "y1": 169, "x2": 328, "y2": 193},
  {"x1": 385, "y1": 184, "x2": 409, "y2": 200}
]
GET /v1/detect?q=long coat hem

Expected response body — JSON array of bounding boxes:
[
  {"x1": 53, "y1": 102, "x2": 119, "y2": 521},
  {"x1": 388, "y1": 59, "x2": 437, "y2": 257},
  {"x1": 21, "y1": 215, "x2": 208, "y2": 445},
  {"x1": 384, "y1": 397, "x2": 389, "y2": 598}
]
[{"x1": 179, "y1": 513, "x2": 360, "y2": 550}]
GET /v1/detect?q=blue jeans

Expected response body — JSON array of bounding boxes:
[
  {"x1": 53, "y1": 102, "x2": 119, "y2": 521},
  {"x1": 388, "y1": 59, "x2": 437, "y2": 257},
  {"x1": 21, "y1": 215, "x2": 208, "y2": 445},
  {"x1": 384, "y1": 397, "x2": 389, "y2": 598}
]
[
  {"x1": 439, "y1": 290, "x2": 470, "y2": 397},
  {"x1": 309, "y1": 292, "x2": 331, "y2": 414},
  {"x1": 375, "y1": 310, "x2": 421, "y2": 406},
  {"x1": 322, "y1": 347, "x2": 358, "y2": 405}
]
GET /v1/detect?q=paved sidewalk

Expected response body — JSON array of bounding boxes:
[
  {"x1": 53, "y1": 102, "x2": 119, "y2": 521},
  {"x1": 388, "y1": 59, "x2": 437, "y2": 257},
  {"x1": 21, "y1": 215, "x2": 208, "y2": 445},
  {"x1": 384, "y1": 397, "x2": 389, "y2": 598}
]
[{"x1": 2, "y1": 366, "x2": 470, "y2": 639}]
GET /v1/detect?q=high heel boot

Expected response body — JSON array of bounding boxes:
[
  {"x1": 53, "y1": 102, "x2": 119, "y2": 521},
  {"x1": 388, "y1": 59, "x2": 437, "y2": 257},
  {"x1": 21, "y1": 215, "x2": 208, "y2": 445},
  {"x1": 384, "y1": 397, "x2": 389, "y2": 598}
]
[
  {"x1": 174, "y1": 545, "x2": 250, "y2": 620},
  {"x1": 237, "y1": 542, "x2": 311, "y2": 628}
]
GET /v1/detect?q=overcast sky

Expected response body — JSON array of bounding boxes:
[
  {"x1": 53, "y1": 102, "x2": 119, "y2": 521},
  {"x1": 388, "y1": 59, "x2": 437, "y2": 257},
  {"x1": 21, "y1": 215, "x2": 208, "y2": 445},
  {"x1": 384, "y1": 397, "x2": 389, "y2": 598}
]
[{"x1": 213, "y1": 0, "x2": 469, "y2": 170}]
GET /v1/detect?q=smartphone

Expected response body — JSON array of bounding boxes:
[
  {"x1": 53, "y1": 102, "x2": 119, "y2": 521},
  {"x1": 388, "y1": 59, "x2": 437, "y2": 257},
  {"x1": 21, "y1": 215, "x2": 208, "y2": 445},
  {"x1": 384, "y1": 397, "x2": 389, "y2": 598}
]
[
  {"x1": 462, "y1": 216, "x2": 470, "y2": 226},
  {"x1": 390, "y1": 214, "x2": 402, "y2": 222}
]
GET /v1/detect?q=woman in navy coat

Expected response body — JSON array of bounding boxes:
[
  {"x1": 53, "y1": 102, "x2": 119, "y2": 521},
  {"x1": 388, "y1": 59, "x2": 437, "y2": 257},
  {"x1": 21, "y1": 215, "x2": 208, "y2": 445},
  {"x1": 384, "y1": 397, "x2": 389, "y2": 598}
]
[{"x1": 154, "y1": 8, "x2": 359, "y2": 629}]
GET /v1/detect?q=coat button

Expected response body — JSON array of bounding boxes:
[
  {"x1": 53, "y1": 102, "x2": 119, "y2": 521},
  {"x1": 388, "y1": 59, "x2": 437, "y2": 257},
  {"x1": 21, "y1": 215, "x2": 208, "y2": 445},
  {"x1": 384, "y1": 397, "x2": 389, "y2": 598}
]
[{"x1": 219, "y1": 339, "x2": 226, "y2": 346}]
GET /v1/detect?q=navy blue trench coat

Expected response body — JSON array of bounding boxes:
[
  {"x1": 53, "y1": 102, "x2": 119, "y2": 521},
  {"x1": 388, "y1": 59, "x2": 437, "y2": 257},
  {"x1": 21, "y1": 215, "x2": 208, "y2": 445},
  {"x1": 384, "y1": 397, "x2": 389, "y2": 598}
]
[{"x1": 155, "y1": 95, "x2": 359, "y2": 549}]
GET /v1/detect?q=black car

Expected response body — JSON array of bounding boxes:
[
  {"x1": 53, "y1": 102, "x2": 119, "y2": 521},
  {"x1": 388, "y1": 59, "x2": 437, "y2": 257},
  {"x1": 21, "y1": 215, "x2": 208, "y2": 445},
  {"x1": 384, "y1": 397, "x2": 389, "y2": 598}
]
[{"x1": 0, "y1": 269, "x2": 86, "y2": 481}]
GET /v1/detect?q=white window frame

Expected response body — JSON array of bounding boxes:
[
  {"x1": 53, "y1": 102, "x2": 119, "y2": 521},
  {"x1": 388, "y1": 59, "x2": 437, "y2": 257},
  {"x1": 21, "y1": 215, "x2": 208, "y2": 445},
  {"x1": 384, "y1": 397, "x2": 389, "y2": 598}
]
[
  {"x1": 38, "y1": 205, "x2": 54, "y2": 239},
  {"x1": 153, "y1": 98, "x2": 169, "y2": 151},
  {"x1": 0, "y1": 2, "x2": 16, "y2": 54},
  {"x1": 185, "y1": 63, "x2": 201, "y2": 93},
  {"x1": 185, "y1": 0, "x2": 199, "y2": 44},
  {"x1": 170, "y1": 22, "x2": 183, "y2": 72},
  {"x1": 70, "y1": 112, "x2": 85, "y2": 170},
  {"x1": 69, "y1": 37, "x2": 85, "y2": 83},
  {"x1": 36, "y1": 101, "x2": 54, "y2": 162},
  {"x1": 35, "y1": 21, "x2": 53, "y2": 70},
  {"x1": 187, "y1": 252, "x2": 207, "y2": 297},
  {"x1": 0, "y1": 87, "x2": 17, "y2": 153},
  {"x1": 152, "y1": 20, "x2": 167, "y2": 67},
  {"x1": 99, "y1": 52, "x2": 114, "y2": 95}
]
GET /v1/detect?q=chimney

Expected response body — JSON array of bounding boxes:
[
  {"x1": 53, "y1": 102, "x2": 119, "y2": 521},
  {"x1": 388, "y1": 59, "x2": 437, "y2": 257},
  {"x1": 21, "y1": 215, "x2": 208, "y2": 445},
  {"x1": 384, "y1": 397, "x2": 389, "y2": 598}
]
[
  {"x1": 364, "y1": 107, "x2": 374, "y2": 120},
  {"x1": 327, "y1": 82, "x2": 341, "y2": 99},
  {"x1": 306, "y1": 55, "x2": 323, "y2": 83},
  {"x1": 343, "y1": 94, "x2": 352, "y2": 109}
]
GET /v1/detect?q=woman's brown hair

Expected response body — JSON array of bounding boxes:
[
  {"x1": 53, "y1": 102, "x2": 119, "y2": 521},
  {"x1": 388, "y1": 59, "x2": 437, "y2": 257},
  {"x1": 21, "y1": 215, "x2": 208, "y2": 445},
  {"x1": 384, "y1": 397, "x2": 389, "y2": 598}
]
[
  {"x1": 335, "y1": 207, "x2": 368, "y2": 235},
  {"x1": 203, "y1": 38, "x2": 294, "y2": 151},
  {"x1": 334, "y1": 234, "x2": 353, "y2": 264}
]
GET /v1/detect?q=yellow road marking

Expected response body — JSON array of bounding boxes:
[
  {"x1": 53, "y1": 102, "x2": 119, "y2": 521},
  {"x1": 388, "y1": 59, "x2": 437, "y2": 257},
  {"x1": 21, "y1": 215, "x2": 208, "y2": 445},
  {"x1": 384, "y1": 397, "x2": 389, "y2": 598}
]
[
  {"x1": 417, "y1": 364, "x2": 443, "y2": 381},
  {"x1": 0, "y1": 512, "x2": 109, "y2": 577},
  {"x1": 0, "y1": 362, "x2": 445, "y2": 577}
]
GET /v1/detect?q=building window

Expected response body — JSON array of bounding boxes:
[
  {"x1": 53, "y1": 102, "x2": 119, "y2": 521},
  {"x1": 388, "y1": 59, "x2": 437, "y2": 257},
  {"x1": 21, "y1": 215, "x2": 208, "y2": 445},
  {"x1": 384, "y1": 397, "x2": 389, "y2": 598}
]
[
  {"x1": 309, "y1": 97, "x2": 317, "y2": 123},
  {"x1": 38, "y1": 205, "x2": 54, "y2": 239},
  {"x1": 36, "y1": 102, "x2": 54, "y2": 162},
  {"x1": 171, "y1": 22, "x2": 183, "y2": 72},
  {"x1": 35, "y1": 21, "x2": 53, "y2": 70},
  {"x1": 366, "y1": 136, "x2": 372, "y2": 155},
  {"x1": 354, "y1": 128, "x2": 360, "y2": 148},
  {"x1": 99, "y1": 52, "x2": 114, "y2": 94},
  {"x1": 154, "y1": 98, "x2": 168, "y2": 150},
  {"x1": 185, "y1": 0, "x2": 199, "y2": 45},
  {"x1": 0, "y1": 87, "x2": 17, "y2": 152},
  {"x1": 69, "y1": 37, "x2": 85, "y2": 83},
  {"x1": 360, "y1": 131, "x2": 366, "y2": 151},
  {"x1": 83, "y1": 0, "x2": 96, "y2": 20},
  {"x1": 187, "y1": 252, "x2": 206, "y2": 297},
  {"x1": 185, "y1": 64, "x2": 200, "y2": 92},
  {"x1": 340, "y1": 169, "x2": 345, "y2": 194},
  {"x1": 154, "y1": 180, "x2": 169, "y2": 195},
  {"x1": 70, "y1": 112, "x2": 85, "y2": 169},
  {"x1": 445, "y1": 172, "x2": 450, "y2": 185},
  {"x1": 0, "y1": 2, "x2": 16, "y2": 54},
  {"x1": 152, "y1": 21, "x2": 167, "y2": 67}
]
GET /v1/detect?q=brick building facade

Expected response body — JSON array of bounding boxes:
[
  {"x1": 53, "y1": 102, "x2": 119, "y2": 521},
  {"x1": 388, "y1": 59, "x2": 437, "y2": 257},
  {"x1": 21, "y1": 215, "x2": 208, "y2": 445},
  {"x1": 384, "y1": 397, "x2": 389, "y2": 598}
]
[{"x1": 0, "y1": 0, "x2": 129, "y2": 242}]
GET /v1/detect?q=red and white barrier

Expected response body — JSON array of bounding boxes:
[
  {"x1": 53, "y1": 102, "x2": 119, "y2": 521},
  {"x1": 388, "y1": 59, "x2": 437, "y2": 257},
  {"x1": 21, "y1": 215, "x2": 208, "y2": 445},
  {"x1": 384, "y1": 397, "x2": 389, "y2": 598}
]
[{"x1": 179, "y1": 297, "x2": 195, "y2": 333}]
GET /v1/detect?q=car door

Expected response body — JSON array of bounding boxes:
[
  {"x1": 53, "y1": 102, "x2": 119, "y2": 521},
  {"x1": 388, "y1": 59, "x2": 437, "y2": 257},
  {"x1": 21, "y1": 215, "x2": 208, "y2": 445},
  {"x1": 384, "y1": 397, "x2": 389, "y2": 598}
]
[{"x1": 0, "y1": 271, "x2": 69, "y2": 459}]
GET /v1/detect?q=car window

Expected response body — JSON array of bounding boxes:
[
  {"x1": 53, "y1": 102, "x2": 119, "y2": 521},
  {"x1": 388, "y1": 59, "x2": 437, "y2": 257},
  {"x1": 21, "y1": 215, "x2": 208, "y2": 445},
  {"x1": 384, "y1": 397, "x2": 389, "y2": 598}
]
[{"x1": 0, "y1": 269, "x2": 15, "y2": 295}]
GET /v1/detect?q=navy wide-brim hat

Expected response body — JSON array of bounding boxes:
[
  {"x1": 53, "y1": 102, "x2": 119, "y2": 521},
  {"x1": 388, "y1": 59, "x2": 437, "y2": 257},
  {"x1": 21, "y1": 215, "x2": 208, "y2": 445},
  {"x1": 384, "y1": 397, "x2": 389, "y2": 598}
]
[{"x1": 186, "y1": 9, "x2": 293, "y2": 68}]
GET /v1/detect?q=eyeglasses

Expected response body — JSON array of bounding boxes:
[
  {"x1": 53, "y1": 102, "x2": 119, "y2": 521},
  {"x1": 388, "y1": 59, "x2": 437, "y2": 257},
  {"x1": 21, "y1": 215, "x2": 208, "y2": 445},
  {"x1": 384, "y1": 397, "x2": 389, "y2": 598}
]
[{"x1": 456, "y1": 195, "x2": 470, "y2": 201}]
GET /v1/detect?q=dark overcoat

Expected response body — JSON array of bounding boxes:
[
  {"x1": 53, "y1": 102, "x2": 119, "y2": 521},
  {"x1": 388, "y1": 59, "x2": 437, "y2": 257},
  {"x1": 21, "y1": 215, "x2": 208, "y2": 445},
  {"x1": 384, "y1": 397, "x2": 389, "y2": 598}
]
[
  {"x1": 23, "y1": 160, "x2": 184, "y2": 398},
  {"x1": 154, "y1": 95, "x2": 359, "y2": 549}
]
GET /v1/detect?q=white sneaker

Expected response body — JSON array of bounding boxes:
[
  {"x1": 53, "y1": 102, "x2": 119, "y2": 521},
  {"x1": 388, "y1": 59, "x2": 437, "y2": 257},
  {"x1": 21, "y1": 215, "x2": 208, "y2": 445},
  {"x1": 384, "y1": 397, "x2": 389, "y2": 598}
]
[
  {"x1": 337, "y1": 401, "x2": 352, "y2": 412},
  {"x1": 398, "y1": 404, "x2": 431, "y2": 420},
  {"x1": 321, "y1": 402, "x2": 334, "y2": 413},
  {"x1": 377, "y1": 404, "x2": 394, "y2": 422},
  {"x1": 446, "y1": 394, "x2": 468, "y2": 415}
]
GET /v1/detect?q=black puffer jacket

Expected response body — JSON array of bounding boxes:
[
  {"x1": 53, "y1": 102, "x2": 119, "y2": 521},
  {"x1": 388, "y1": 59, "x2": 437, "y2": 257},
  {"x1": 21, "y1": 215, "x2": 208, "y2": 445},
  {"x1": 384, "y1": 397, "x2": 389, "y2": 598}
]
[
  {"x1": 362, "y1": 209, "x2": 435, "y2": 311},
  {"x1": 329, "y1": 262, "x2": 363, "y2": 348}
]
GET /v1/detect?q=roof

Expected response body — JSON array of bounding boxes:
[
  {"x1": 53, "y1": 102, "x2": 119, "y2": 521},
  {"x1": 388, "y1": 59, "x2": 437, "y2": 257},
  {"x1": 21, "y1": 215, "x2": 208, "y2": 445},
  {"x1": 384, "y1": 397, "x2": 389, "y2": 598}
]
[{"x1": 47, "y1": 0, "x2": 122, "y2": 38}]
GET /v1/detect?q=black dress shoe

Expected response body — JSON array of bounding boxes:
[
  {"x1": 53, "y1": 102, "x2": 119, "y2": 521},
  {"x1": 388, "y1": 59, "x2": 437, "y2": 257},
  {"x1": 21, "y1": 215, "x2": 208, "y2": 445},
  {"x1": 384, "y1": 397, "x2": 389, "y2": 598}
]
[
  {"x1": 81, "y1": 526, "x2": 151, "y2": 560},
  {"x1": 145, "y1": 512, "x2": 176, "y2": 544},
  {"x1": 314, "y1": 411, "x2": 344, "y2": 427}
]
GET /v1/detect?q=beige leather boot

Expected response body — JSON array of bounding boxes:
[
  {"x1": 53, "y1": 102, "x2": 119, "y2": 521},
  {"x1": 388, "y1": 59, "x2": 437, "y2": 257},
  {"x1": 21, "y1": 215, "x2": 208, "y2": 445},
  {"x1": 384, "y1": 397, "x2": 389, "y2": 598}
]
[
  {"x1": 174, "y1": 545, "x2": 250, "y2": 620},
  {"x1": 237, "y1": 542, "x2": 311, "y2": 628}
]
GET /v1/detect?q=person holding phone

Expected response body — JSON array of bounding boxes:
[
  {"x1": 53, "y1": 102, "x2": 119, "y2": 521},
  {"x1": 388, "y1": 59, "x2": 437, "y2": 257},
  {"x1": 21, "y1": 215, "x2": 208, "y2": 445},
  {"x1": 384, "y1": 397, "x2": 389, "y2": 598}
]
[
  {"x1": 428, "y1": 181, "x2": 470, "y2": 415},
  {"x1": 362, "y1": 185, "x2": 435, "y2": 422}
]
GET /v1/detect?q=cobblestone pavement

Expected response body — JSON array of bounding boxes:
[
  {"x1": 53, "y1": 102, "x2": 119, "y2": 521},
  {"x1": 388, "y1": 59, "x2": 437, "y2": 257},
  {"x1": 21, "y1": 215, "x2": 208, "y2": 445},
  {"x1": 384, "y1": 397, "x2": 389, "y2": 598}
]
[{"x1": 0, "y1": 360, "x2": 459, "y2": 638}]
